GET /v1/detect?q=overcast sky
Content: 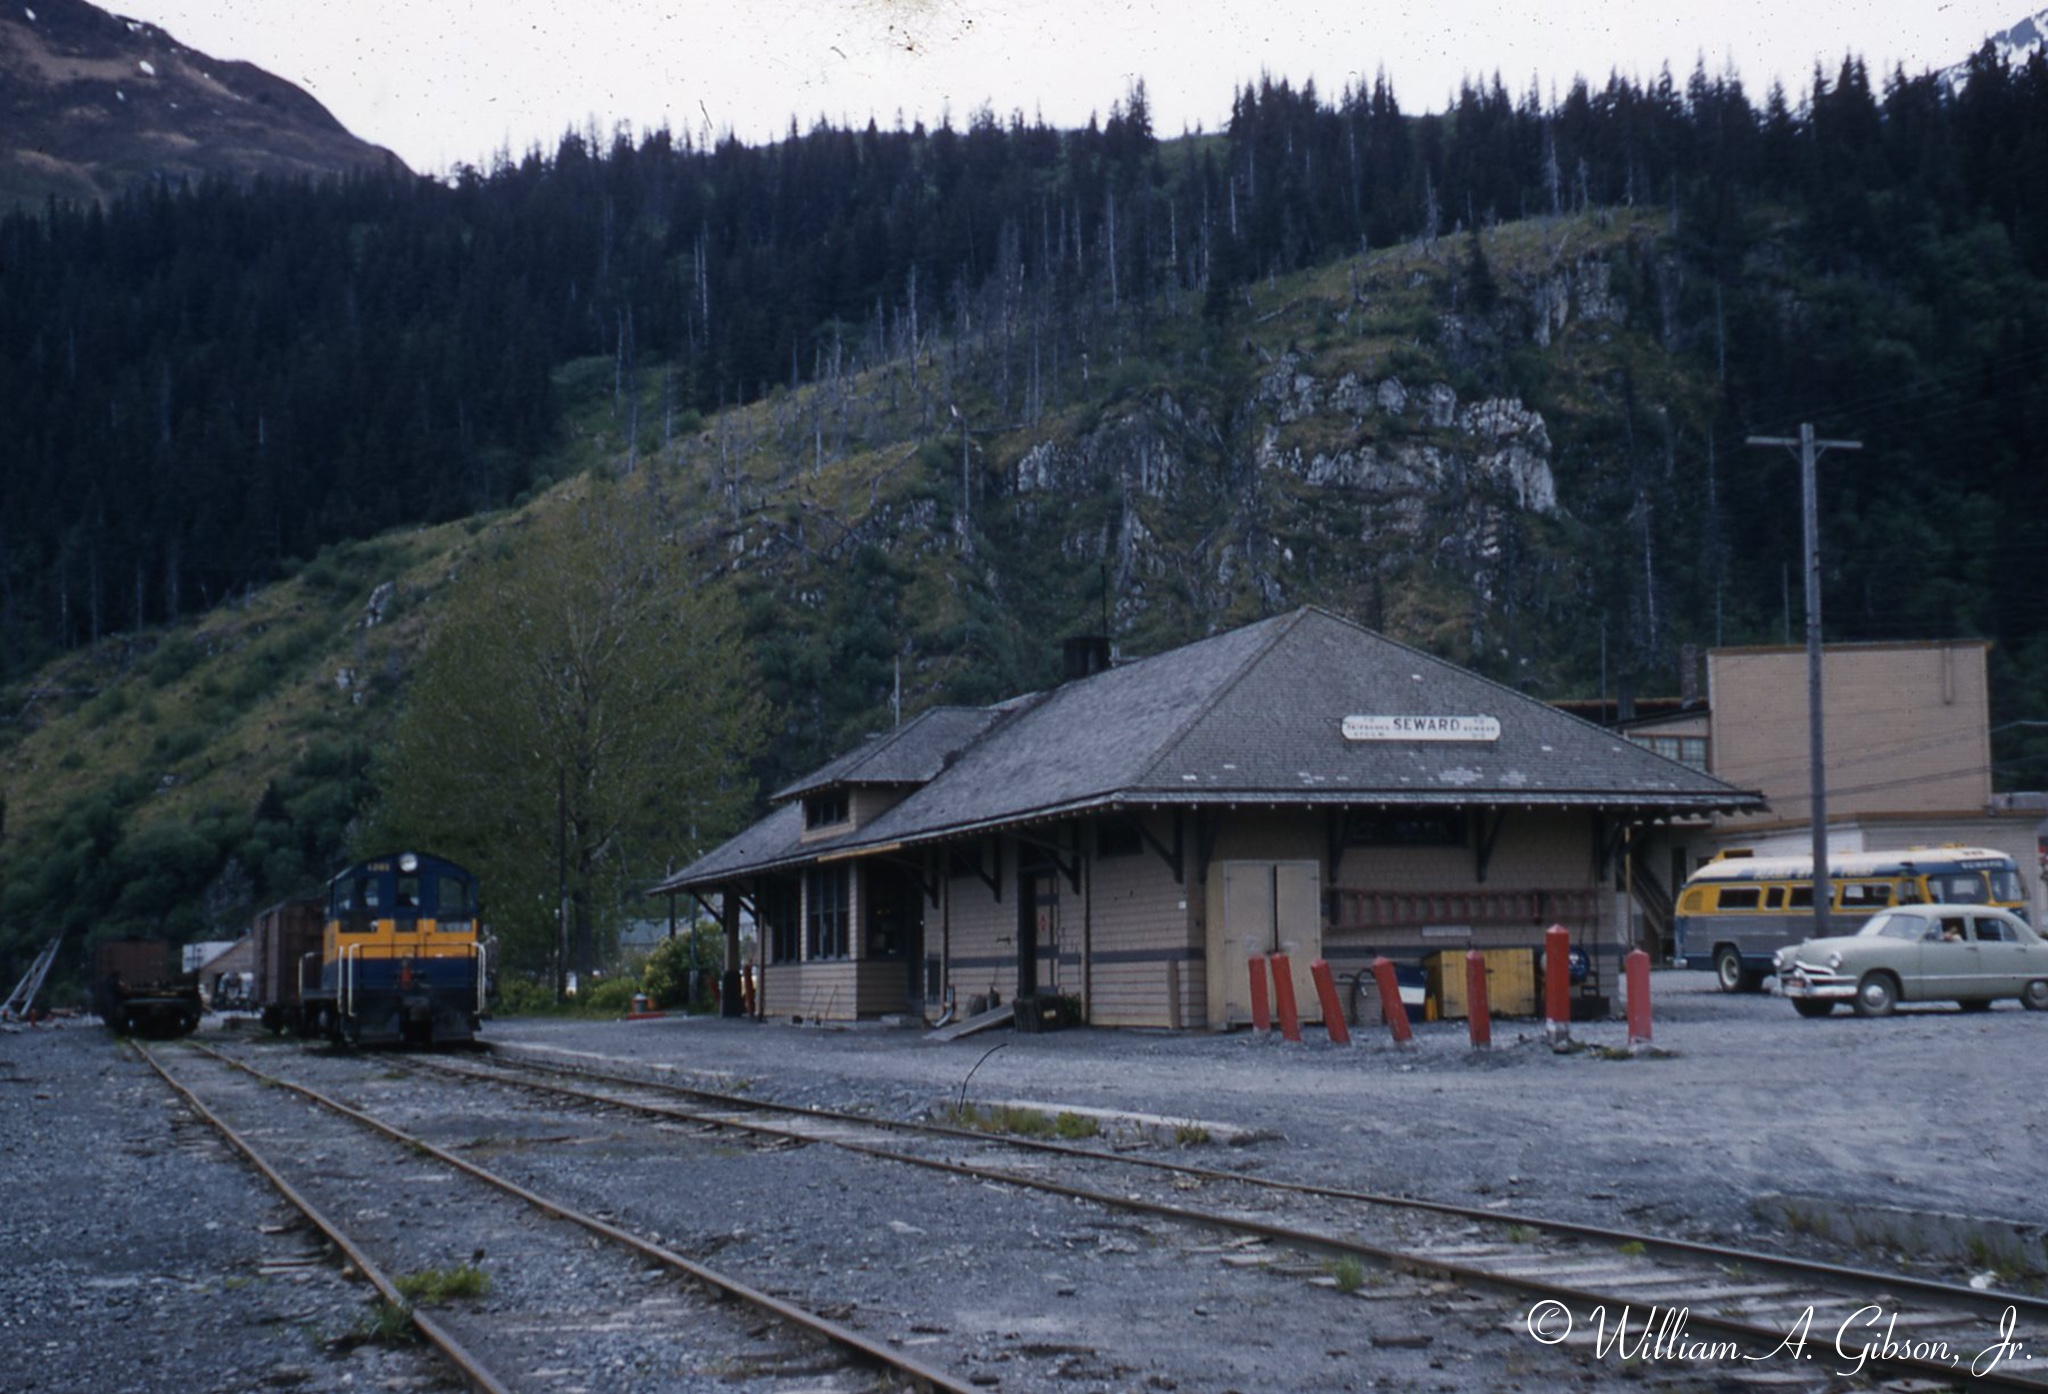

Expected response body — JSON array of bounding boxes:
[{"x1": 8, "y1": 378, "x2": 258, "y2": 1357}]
[{"x1": 118, "y1": 0, "x2": 2036, "y2": 174}]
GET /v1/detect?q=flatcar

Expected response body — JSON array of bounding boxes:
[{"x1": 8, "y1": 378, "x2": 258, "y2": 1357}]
[
  {"x1": 300, "y1": 852, "x2": 487, "y2": 1046},
  {"x1": 91, "y1": 938, "x2": 203, "y2": 1039}
]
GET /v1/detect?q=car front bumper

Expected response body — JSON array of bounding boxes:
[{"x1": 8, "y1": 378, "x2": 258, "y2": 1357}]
[{"x1": 1778, "y1": 964, "x2": 1856, "y2": 1000}]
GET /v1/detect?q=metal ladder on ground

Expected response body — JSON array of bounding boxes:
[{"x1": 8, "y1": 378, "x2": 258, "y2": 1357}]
[{"x1": 2, "y1": 934, "x2": 63, "y2": 1022}]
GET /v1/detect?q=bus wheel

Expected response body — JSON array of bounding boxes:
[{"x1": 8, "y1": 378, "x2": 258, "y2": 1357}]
[
  {"x1": 1713, "y1": 947, "x2": 1745, "y2": 993},
  {"x1": 1852, "y1": 973, "x2": 1898, "y2": 1018}
]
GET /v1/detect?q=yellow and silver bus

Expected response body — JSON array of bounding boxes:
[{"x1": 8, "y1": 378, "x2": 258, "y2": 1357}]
[{"x1": 1675, "y1": 846, "x2": 2028, "y2": 992}]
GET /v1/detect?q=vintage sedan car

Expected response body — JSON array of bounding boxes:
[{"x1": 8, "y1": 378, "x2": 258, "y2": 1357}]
[{"x1": 1774, "y1": 904, "x2": 2048, "y2": 1017}]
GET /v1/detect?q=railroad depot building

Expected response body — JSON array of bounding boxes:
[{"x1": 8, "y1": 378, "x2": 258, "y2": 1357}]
[{"x1": 654, "y1": 608, "x2": 1761, "y2": 1028}]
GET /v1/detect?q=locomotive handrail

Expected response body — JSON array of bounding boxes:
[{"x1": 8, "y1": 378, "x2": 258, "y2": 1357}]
[
  {"x1": 474, "y1": 942, "x2": 489, "y2": 1014},
  {"x1": 340, "y1": 943, "x2": 359, "y2": 1020}
]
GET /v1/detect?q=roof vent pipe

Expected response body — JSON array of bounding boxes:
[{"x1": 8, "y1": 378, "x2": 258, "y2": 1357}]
[{"x1": 1062, "y1": 635, "x2": 1112, "y2": 682}]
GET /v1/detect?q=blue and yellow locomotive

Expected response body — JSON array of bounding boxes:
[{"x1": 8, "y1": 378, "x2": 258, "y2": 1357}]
[{"x1": 302, "y1": 852, "x2": 487, "y2": 1046}]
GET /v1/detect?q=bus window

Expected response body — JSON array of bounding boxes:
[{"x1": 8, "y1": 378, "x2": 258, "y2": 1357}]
[
  {"x1": 1837, "y1": 881, "x2": 1893, "y2": 910},
  {"x1": 1788, "y1": 885, "x2": 1813, "y2": 908},
  {"x1": 1988, "y1": 869, "x2": 2026, "y2": 904},
  {"x1": 1927, "y1": 872, "x2": 1986, "y2": 904},
  {"x1": 1679, "y1": 888, "x2": 1709, "y2": 913},
  {"x1": 1764, "y1": 887, "x2": 1785, "y2": 910},
  {"x1": 1716, "y1": 887, "x2": 1762, "y2": 910}
]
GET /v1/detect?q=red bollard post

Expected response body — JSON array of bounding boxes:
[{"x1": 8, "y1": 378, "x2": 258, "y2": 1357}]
[
  {"x1": 1270, "y1": 952, "x2": 1302, "y2": 1042},
  {"x1": 1465, "y1": 949, "x2": 1492, "y2": 1049},
  {"x1": 1625, "y1": 948, "x2": 1652, "y2": 1049},
  {"x1": 1370, "y1": 956, "x2": 1412, "y2": 1045},
  {"x1": 1311, "y1": 960, "x2": 1350, "y2": 1046},
  {"x1": 1247, "y1": 954, "x2": 1272, "y2": 1033},
  {"x1": 1544, "y1": 924, "x2": 1573, "y2": 1044}
]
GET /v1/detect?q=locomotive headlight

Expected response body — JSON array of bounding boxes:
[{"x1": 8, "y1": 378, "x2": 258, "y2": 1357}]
[{"x1": 398, "y1": 852, "x2": 419, "y2": 873}]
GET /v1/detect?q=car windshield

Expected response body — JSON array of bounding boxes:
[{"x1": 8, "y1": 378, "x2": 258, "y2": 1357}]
[{"x1": 1858, "y1": 912, "x2": 1926, "y2": 942}]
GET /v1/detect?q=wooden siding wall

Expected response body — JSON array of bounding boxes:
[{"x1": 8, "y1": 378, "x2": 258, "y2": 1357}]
[
  {"x1": 944, "y1": 837, "x2": 1021, "y2": 1009},
  {"x1": 759, "y1": 959, "x2": 907, "y2": 1021},
  {"x1": 1088, "y1": 812, "x2": 1201, "y2": 1028},
  {"x1": 1323, "y1": 809, "x2": 1609, "y2": 970},
  {"x1": 758, "y1": 808, "x2": 1619, "y2": 1026}
]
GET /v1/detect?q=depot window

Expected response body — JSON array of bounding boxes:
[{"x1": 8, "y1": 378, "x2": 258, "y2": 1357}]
[
  {"x1": 806, "y1": 866, "x2": 849, "y2": 960},
  {"x1": 1344, "y1": 810, "x2": 1467, "y2": 847},
  {"x1": 804, "y1": 791, "x2": 850, "y2": 830},
  {"x1": 759, "y1": 879, "x2": 802, "y2": 965},
  {"x1": 1095, "y1": 818, "x2": 1144, "y2": 859}
]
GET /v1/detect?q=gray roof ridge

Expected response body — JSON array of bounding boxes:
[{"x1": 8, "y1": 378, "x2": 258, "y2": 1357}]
[{"x1": 1131, "y1": 607, "x2": 1313, "y2": 789}]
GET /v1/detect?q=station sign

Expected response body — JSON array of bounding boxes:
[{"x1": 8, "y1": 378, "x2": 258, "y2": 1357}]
[{"x1": 1342, "y1": 714, "x2": 1502, "y2": 743}]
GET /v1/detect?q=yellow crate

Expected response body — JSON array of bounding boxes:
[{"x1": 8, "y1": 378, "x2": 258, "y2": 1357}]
[{"x1": 1427, "y1": 948, "x2": 1538, "y2": 1019}]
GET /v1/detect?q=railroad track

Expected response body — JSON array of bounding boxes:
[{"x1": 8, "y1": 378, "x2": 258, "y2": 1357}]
[
  {"x1": 136, "y1": 1040, "x2": 977, "y2": 1394},
  {"x1": 409, "y1": 1038, "x2": 2048, "y2": 1390}
]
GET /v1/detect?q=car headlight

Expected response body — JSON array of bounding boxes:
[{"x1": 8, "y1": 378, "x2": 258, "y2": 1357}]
[{"x1": 1826, "y1": 952, "x2": 1842, "y2": 970}]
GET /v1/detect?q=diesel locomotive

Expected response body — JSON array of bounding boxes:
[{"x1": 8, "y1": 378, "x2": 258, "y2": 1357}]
[{"x1": 292, "y1": 851, "x2": 488, "y2": 1046}]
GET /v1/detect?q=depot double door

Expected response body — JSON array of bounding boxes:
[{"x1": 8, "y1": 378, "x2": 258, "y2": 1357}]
[{"x1": 1206, "y1": 860, "x2": 1323, "y2": 1028}]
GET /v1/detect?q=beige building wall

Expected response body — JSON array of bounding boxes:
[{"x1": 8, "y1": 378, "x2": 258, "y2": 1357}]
[
  {"x1": 942, "y1": 837, "x2": 1025, "y2": 1012},
  {"x1": 1709, "y1": 642, "x2": 1991, "y2": 828},
  {"x1": 1087, "y1": 812, "x2": 1202, "y2": 1028}
]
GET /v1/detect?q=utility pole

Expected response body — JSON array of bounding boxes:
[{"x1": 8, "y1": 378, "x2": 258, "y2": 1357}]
[{"x1": 1747, "y1": 423, "x2": 1861, "y2": 935}]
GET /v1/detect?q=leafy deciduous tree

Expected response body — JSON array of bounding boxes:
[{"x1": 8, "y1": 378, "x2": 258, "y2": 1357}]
[{"x1": 371, "y1": 481, "x2": 765, "y2": 985}]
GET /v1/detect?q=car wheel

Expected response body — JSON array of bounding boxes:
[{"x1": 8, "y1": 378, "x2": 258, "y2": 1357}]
[
  {"x1": 2022, "y1": 980, "x2": 2048, "y2": 1012},
  {"x1": 1714, "y1": 947, "x2": 1745, "y2": 993},
  {"x1": 1791, "y1": 998, "x2": 1834, "y2": 1018},
  {"x1": 1852, "y1": 973, "x2": 1898, "y2": 1018}
]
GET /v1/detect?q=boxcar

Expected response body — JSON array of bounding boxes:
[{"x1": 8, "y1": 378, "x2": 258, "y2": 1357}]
[{"x1": 252, "y1": 895, "x2": 326, "y2": 1035}]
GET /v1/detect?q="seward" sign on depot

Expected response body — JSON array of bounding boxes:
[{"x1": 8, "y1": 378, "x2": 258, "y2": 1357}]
[{"x1": 1341, "y1": 714, "x2": 1502, "y2": 743}]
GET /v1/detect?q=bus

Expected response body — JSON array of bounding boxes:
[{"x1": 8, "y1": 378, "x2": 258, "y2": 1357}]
[{"x1": 1675, "y1": 845, "x2": 2029, "y2": 992}]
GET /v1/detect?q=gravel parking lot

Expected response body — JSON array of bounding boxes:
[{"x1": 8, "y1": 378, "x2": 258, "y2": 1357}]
[
  {"x1": 2, "y1": 968, "x2": 2041, "y2": 1392},
  {"x1": 489, "y1": 970, "x2": 2046, "y2": 1248}
]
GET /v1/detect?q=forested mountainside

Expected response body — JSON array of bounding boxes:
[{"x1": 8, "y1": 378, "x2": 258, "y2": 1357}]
[{"x1": 8, "y1": 44, "x2": 2048, "y2": 967}]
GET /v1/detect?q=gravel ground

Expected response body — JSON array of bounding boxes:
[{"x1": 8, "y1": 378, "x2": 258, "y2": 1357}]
[
  {"x1": 0, "y1": 1019, "x2": 452, "y2": 1394},
  {"x1": 490, "y1": 971, "x2": 2047, "y2": 1247},
  {"x1": 3, "y1": 970, "x2": 2042, "y2": 1393}
]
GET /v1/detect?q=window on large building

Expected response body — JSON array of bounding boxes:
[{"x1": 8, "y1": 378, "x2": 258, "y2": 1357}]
[
  {"x1": 806, "y1": 866, "x2": 850, "y2": 959},
  {"x1": 1627, "y1": 733, "x2": 1710, "y2": 772}
]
